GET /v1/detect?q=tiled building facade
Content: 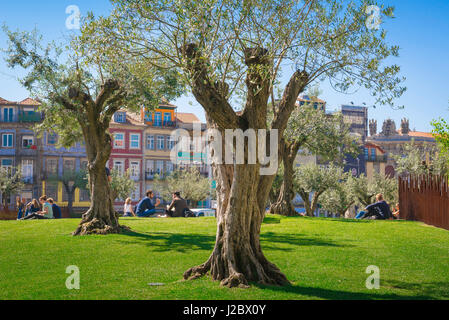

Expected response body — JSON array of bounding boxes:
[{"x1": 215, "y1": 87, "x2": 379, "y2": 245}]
[{"x1": 1, "y1": 96, "x2": 210, "y2": 208}]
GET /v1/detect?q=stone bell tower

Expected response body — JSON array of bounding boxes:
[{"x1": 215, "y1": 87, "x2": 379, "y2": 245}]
[
  {"x1": 369, "y1": 119, "x2": 377, "y2": 136},
  {"x1": 401, "y1": 118, "x2": 410, "y2": 135},
  {"x1": 381, "y1": 119, "x2": 397, "y2": 137}
]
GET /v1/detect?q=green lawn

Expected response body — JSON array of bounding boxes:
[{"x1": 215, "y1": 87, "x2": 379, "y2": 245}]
[{"x1": 0, "y1": 216, "x2": 448, "y2": 300}]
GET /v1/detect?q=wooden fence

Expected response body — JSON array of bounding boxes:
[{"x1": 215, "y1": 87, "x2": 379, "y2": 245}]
[{"x1": 399, "y1": 175, "x2": 449, "y2": 231}]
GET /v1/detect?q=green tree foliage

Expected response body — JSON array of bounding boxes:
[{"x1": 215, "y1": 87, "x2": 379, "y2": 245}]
[
  {"x1": 348, "y1": 173, "x2": 398, "y2": 207},
  {"x1": 0, "y1": 167, "x2": 23, "y2": 207},
  {"x1": 153, "y1": 169, "x2": 210, "y2": 207},
  {"x1": 392, "y1": 141, "x2": 449, "y2": 177},
  {"x1": 320, "y1": 173, "x2": 355, "y2": 217},
  {"x1": 109, "y1": 169, "x2": 136, "y2": 203},
  {"x1": 89, "y1": 0, "x2": 405, "y2": 287},
  {"x1": 293, "y1": 163, "x2": 344, "y2": 217}
]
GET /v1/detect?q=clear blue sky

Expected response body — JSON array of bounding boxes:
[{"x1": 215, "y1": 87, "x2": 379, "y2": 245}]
[{"x1": 1, "y1": 0, "x2": 448, "y2": 132}]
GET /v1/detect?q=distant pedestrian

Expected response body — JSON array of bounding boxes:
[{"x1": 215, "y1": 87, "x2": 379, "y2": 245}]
[
  {"x1": 16, "y1": 197, "x2": 26, "y2": 220},
  {"x1": 48, "y1": 198, "x2": 62, "y2": 219},
  {"x1": 123, "y1": 198, "x2": 136, "y2": 217}
]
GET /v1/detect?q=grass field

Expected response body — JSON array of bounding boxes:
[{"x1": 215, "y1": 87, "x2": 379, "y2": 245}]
[{"x1": 0, "y1": 216, "x2": 448, "y2": 300}]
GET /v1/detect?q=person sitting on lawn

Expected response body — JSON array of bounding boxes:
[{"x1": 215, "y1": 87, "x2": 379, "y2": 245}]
[
  {"x1": 165, "y1": 191, "x2": 190, "y2": 218},
  {"x1": 48, "y1": 198, "x2": 62, "y2": 219},
  {"x1": 123, "y1": 198, "x2": 136, "y2": 217},
  {"x1": 135, "y1": 190, "x2": 160, "y2": 217},
  {"x1": 23, "y1": 196, "x2": 53, "y2": 220},
  {"x1": 392, "y1": 203, "x2": 400, "y2": 220},
  {"x1": 24, "y1": 199, "x2": 40, "y2": 217},
  {"x1": 356, "y1": 194, "x2": 392, "y2": 220},
  {"x1": 16, "y1": 197, "x2": 26, "y2": 220}
]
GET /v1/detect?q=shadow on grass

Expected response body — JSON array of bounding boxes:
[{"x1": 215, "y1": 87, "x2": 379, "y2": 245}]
[
  {"x1": 254, "y1": 282, "x2": 440, "y2": 300},
  {"x1": 118, "y1": 229, "x2": 351, "y2": 253},
  {"x1": 261, "y1": 232, "x2": 353, "y2": 250},
  {"x1": 119, "y1": 230, "x2": 216, "y2": 253},
  {"x1": 383, "y1": 280, "x2": 449, "y2": 299}
]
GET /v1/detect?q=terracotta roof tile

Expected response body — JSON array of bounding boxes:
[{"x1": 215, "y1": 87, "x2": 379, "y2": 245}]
[
  {"x1": 176, "y1": 112, "x2": 201, "y2": 123},
  {"x1": 0, "y1": 97, "x2": 13, "y2": 105},
  {"x1": 18, "y1": 98, "x2": 41, "y2": 106}
]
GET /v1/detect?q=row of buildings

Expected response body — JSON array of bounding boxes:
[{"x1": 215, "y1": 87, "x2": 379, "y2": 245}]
[
  {"x1": 0, "y1": 97, "x2": 209, "y2": 210},
  {"x1": 294, "y1": 95, "x2": 436, "y2": 180}
]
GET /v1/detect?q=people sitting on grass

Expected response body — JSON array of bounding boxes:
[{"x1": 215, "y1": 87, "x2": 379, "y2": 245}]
[
  {"x1": 135, "y1": 190, "x2": 160, "y2": 217},
  {"x1": 23, "y1": 196, "x2": 54, "y2": 220},
  {"x1": 355, "y1": 194, "x2": 392, "y2": 220},
  {"x1": 165, "y1": 191, "x2": 193, "y2": 218},
  {"x1": 48, "y1": 198, "x2": 62, "y2": 219},
  {"x1": 24, "y1": 199, "x2": 40, "y2": 217},
  {"x1": 16, "y1": 197, "x2": 26, "y2": 220},
  {"x1": 123, "y1": 198, "x2": 136, "y2": 217},
  {"x1": 392, "y1": 203, "x2": 400, "y2": 220}
]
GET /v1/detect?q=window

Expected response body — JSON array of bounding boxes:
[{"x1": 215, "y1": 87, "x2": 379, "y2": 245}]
[
  {"x1": 113, "y1": 160, "x2": 124, "y2": 175},
  {"x1": 63, "y1": 159, "x2": 76, "y2": 173},
  {"x1": 166, "y1": 161, "x2": 174, "y2": 174},
  {"x1": 164, "y1": 113, "x2": 172, "y2": 125},
  {"x1": 113, "y1": 133, "x2": 125, "y2": 149},
  {"x1": 45, "y1": 182, "x2": 58, "y2": 201},
  {"x1": 156, "y1": 160, "x2": 164, "y2": 175},
  {"x1": 22, "y1": 160, "x2": 33, "y2": 183},
  {"x1": 157, "y1": 136, "x2": 165, "y2": 150},
  {"x1": 130, "y1": 134, "x2": 140, "y2": 149},
  {"x1": 154, "y1": 112, "x2": 162, "y2": 126},
  {"x1": 2, "y1": 108, "x2": 14, "y2": 122},
  {"x1": 47, "y1": 133, "x2": 58, "y2": 145},
  {"x1": 364, "y1": 148, "x2": 369, "y2": 160},
  {"x1": 46, "y1": 158, "x2": 58, "y2": 175},
  {"x1": 1, "y1": 159, "x2": 13, "y2": 175},
  {"x1": 80, "y1": 160, "x2": 88, "y2": 171},
  {"x1": 2, "y1": 134, "x2": 13, "y2": 148},
  {"x1": 114, "y1": 112, "x2": 126, "y2": 123},
  {"x1": 145, "y1": 111, "x2": 152, "y2": 122},
  {"x1": 130, "y1": 161, "x2": 140, "y2": 180},
  {"x1": 131, "y1": 185, "x2": 140, "y2": 201},
  {"x1": 167, "y1": 136, "x2": 175, "y2": 151},
  {"x1": 79, "y1": 188, "x2": 91, "y2": 202},
  {"x1": 22, "y1": 136, "x2": 34, "y2": 149},
  {"x1": 146, "y1": 135, "x2": 154, "y2": 150}
]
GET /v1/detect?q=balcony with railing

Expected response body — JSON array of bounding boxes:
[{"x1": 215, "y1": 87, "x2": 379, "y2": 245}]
[
  {"x1": 365, "y1": 154, "x2": 388, "y2": 163},
  {"x1": 18, "y1": 111, "x2": 43, "y2": 123}
]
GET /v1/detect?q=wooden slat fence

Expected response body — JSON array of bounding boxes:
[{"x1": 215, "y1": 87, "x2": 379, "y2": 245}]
[{"x1": 399, "y1": 175, "x2": 449, "y2": 231}]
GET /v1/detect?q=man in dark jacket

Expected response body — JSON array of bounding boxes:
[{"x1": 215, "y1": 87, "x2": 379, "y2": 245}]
[
  {"x1": 166, "y1": 192, "x2": 190, "y2": 217},
  {"x1": 48, "y1": 198, "x2": 62, "y2": 219},
  {"x1": 362, "y1": 194, "x2": 392, "y2": 220}
]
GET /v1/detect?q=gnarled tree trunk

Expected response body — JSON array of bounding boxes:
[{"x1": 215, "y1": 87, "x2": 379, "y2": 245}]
[
  {"x1": 270, "y1": 139, "x2": 300, "y2": 217},
  {"x1": 182, "y1": 44, "x2": 308, "y2": 287}
]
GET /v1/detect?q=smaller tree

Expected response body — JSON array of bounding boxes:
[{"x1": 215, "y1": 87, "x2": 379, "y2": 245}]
[
  {"x1": 109, "y1": 169, "x2": 136, "y2": 203},
  {"x1": 349, "y1": 173, "x2": 398, "y2": 208},
  {"x1": 0, "y1": 167, "x2": 23, "y2": 208},
  {"x1": 293, "y1": 163, "x2": 343, "y2": 217},
  {"x1": 48, "y1": 170, "x2": 88, "y2": 215},
  {"x1": 154, "y1": 168, "x2": 210, "y2": 207},
  {"x1": 320, "y1": 173, "x2": 355, "y2": 217},
  {"x1": 392, "y1": 141, "x2": 449, "y2": 177}
]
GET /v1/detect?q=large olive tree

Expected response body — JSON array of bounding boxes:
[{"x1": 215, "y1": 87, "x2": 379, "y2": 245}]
[
  {"x1": 90, "y1": 0, "x2": 405, "y2": 287},
  {"x1": 3, "y1": 27, "x2": 183, "y2": 235}
]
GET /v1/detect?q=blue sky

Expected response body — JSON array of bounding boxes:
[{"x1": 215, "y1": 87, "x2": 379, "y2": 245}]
[{"x1": 1, "y1": 0, "x2": 448, "y2": 132}]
